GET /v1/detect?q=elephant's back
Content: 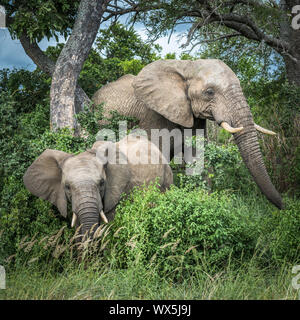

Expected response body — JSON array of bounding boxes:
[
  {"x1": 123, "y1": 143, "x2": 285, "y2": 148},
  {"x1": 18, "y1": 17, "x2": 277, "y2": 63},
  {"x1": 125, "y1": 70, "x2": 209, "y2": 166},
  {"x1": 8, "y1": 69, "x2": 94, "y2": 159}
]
[
  {"x1": 117, "y1": 135, "x2": 173, "y2": 190},
  {"x1": 92, "y1": 74, "x2": 147, "y2": 120},
  {"x1": 92, "y1": 74, "x2": 135, "y2": 103},
  {"x1": 92, "y1": 75, "x2": 180, "y2": 136}
]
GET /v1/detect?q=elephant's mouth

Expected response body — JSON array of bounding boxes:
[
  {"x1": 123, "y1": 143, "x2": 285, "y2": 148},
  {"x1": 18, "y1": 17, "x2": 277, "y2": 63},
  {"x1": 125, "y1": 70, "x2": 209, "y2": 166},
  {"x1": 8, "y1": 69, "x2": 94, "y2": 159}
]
[
  {"x1": 198, "y1": 113, "x2": 214, "y2": 121},
  {"x1": 71, "y1": 202, "x2": 109, "y2": 241},
  {"x1": 191, "y1": 102, "x2": 214, "y2": 121}
]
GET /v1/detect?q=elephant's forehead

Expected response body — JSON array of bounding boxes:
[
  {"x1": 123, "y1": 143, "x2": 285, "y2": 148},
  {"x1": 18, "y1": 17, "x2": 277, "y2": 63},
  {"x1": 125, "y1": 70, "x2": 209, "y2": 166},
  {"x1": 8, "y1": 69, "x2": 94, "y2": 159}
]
[
  {"x1": 63, "y1": 155, "x2": 101, "y2": 174},
  {"x1": 193, "y1": 59, "x2": 240, "y2": 88}
]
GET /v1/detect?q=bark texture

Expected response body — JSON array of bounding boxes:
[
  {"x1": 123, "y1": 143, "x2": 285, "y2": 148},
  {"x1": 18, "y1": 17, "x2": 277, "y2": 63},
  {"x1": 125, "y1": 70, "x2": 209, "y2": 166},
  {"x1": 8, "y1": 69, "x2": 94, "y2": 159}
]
[
  {"x1": 280, "y1": 0, "x2": 300, "y2": 86},
  {"x1": 50, "y1": 0, "x2": 109, "y2": 130},
  {"x1": 19, "y1": 34, "x2": 91, "y2": 114}
]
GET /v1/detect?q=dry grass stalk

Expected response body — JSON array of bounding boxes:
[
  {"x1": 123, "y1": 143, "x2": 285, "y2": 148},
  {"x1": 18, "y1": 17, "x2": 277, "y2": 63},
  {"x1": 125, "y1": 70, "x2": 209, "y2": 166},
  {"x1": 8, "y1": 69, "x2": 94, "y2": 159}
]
[
  {"x1": 162, "y1": 227, "x2": 175, "y2": 239},
  {"x1": 113, "y1": 226, "x2": 125, "y2": 237},
  {"x1": 185, "y1": 245, "x2": 198, "y2": 254}
]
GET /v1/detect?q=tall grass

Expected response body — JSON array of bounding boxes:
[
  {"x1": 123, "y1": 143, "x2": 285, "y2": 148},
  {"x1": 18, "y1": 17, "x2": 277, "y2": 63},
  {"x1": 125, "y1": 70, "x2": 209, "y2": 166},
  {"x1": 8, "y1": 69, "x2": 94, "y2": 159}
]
[
  {"x1": 0, "y1": 189, "x2": 299, "y2": 300},
  {"x1": 0, "y1": 254, "x2": 298, "y2": 300}
]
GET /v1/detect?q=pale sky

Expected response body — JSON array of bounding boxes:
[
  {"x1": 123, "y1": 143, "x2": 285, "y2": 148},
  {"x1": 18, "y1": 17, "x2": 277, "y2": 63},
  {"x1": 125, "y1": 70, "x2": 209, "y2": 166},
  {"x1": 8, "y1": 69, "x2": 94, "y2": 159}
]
[{"x1": 0, "y1": 26, "x2": 195, "y2": 71}]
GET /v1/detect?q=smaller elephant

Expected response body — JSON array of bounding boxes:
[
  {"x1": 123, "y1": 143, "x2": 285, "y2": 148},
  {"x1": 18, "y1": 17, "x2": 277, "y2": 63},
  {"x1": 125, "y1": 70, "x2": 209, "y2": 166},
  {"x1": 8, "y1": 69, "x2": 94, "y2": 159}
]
[{"x1": 23, "y1": 134, "x2": 173, "y2": 239}]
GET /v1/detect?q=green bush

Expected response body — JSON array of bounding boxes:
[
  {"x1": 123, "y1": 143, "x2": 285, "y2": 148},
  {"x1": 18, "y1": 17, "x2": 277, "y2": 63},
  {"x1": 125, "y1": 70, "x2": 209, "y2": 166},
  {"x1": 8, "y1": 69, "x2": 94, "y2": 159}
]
[
  {"x1": 105, "y1": 184, "x2": 299, "y2": 280},
  {"x1": 0, "y1": 68, "x2": 50, "y2": 114},
  {"x1": 107, "y1": 184, "x2": 266, "y2": 279},
  {"x1": 75, "y1": 103, "x2": 139, "y2": 138},
  {"x1": 175, "y1": 140, "x2": 255, "y2": 195},
  {"x1": 264, "y1": 197, "x2": 300, "y2": 263},
  {"x1": 0, "y1": 177, "x2": 71, "y2": 268}
]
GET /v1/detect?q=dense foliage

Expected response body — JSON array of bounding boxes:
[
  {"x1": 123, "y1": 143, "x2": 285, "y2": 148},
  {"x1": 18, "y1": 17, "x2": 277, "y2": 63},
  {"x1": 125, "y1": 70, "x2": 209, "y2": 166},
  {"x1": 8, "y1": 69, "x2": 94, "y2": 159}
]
[
  {"x1": 1, "y1": 0, "x2": 80, "y2": 41},
  {"x1": 108, "y1": 184, "x2": 299, "y2": 278}
]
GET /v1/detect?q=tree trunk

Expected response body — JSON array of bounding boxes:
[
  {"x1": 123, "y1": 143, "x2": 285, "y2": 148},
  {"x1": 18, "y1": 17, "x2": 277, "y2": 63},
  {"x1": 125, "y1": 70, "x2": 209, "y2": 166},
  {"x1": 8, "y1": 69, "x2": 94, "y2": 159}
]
[
  {"x1": 280, "y1": 0, "x2": 300, "y2": 86},
  {"x1": 282, "y1": 25, "x2": 300, "y2": 86},
  {"x1": 50, "y1": 0, "x2": 109, "y2": 131},
  {"x1": 283, "y1": 53, "x2": 300, "y2": 87},
  {"x1": 19, "y1": 34, "x2": 91, "y2": 113}
]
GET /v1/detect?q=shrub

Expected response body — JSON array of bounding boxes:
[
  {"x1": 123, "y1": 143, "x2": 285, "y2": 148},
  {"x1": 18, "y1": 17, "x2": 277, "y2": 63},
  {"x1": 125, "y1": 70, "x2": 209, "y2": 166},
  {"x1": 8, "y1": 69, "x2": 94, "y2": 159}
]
[
  {"x1": 107, "y1": 184, "x2": 265, "y2": 279},
  {"x1": 0, "y1": 177, "x2": 70, "y2": 267},
  {"x1": 75, "y1": 103, "x2": 139, "y2": 138},
  {"x1": 175, "y1": 140, "x2": 255, "y2": 195},
  {"x1": 262, "y1": 197, "x2": 300, "y2": 263},
  {"x1": 105, "y1": 184, "x2": 299, "y2": 280},
  {"x1": 0, "y1": 69, "x2": 50, "y2": 114}
]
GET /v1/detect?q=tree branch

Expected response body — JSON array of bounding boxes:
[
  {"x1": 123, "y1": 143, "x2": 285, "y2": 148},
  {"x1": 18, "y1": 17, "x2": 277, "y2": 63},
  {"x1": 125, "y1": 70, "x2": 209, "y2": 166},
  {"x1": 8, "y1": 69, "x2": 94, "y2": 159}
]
[
  {"x1": 219, "y1": 13, "x2": 292, "y2": 54},
  {"x1": 187, "y1": 8, "x2": 293, "y2": 56},
  {"x1": 7, "y1": 16, "x2": 91, "y2": 114},
  {"x1": 20, "y1": 33, "x2": 91, "y2": 114},
  {"x1": 19, "y1": 34, "x2": 56, "y2": 75},
  {"x1": 102, "y1": 1, "x2": 163, "y2": 22},
  {"x1": 202, "y1": 32, "x2": 242, "y2": 43},
  {"x1": 224, "y1": 0, "x2": 275, "y2": 9}
]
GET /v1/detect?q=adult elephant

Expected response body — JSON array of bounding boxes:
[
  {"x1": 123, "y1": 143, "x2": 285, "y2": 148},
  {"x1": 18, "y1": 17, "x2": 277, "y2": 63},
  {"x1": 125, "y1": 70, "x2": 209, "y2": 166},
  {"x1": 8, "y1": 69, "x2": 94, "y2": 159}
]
[{"x1": 92, "y1": 59, "x2": 282, "y2": 209}]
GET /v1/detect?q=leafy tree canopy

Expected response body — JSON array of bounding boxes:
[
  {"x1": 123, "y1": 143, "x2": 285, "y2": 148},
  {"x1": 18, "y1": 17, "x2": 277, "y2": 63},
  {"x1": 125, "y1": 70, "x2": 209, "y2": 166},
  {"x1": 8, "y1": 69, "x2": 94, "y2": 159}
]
[
  {"x1": 108, "y1": 1, "x2": 300, "y2": 85},
  {"x1": 1, "y1": 0, "x2": 80, "y2": 41},
  {"x1": 96, "y1": 22, "x2": 162, "y2": 64}
]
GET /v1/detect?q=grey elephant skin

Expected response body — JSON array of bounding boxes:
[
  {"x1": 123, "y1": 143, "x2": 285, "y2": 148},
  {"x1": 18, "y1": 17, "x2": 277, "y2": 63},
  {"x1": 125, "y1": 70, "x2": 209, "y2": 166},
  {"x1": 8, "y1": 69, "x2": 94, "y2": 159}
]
[
  {"x1": 93, "y1": 59, "x2": 283, "y2": 209},
  {"x1": 23, "y1": 135, "x2": 173, "y2": 239}
]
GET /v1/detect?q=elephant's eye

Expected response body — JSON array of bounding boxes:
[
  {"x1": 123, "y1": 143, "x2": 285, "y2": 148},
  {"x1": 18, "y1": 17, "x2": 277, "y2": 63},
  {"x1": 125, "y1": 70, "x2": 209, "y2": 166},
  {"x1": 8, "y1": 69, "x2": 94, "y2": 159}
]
[
  {"x1": 205, "y1": 88, "x2": 215, "y2": 97},
  {"x1": 65, "y1": 183, "x2": 71, "y2": 191},
  {"x1": 99, "y1": 179, "x2": 105, "y2": 187}
]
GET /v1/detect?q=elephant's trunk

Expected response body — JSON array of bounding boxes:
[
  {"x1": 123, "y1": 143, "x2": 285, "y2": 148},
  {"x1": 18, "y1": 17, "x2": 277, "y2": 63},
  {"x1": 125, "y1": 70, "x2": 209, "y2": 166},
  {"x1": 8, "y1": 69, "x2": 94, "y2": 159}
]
[
  {"x1": 215, "y1": 85, "x2": 283, "y2": 209},
  {"x1": 73, "y1": 182, "x2": 101, "y2": 240},
  {"x1": 234, "y1": 126, "x2": 283, "y2": 209}
]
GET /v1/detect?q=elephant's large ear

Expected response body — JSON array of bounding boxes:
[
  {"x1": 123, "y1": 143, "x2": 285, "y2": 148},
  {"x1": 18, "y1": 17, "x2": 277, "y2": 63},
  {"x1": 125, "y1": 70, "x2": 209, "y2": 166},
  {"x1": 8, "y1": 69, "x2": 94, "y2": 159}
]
[
  {"x1": 95, "y1": 142, "x2": 131, "y2": 213},
  {"x1": 133, "y1": 60, "x2": 194, "y2": 128},
  {"x1": 23, "y1": 149, "x2": 72, "y2": 218}
]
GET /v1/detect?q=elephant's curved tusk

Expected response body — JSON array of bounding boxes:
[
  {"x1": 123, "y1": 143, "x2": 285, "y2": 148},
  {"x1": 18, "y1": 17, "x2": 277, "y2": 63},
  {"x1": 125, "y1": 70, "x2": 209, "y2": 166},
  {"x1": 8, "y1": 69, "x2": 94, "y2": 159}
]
[
  {"x1": 100, "y1": 210, "x2": 108, "y2": 224},
  {"x1": 71, "y1": 213, "x2": 77, "y2": 228},
  {"x1": 221, "y1": 122, "x2": 244, "y2": 133},
  {"x1": 254, "y1": 124, "x2": 276, "y2": 135}
]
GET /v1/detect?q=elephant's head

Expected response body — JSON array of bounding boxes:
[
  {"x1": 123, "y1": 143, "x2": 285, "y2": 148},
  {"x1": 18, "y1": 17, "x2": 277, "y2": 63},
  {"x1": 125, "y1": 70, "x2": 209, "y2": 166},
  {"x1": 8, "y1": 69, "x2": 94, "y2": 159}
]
[
  {"x1": 133, "y1": 59, "x2": 282, "y2": 209},
  {"x1": 23, "y1": 142, "x2": 130, "y2": 239}
]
